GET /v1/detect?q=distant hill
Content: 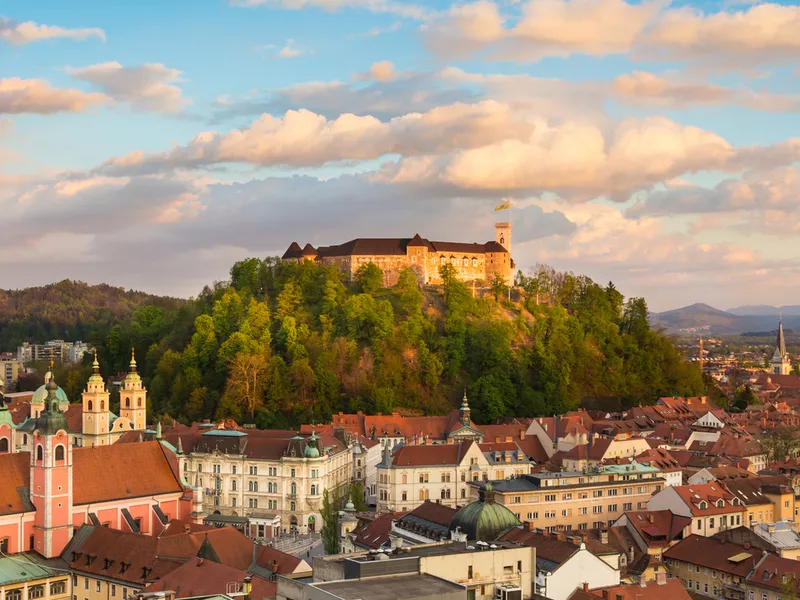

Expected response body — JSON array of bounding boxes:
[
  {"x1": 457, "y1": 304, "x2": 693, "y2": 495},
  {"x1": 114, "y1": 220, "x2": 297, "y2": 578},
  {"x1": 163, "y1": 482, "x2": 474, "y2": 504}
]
[
  {"x1": 652, "y1": 303, "x2": 800, "y2": 335},
  {"x1": 727, "y1": 304, "x2": 800, "y2": 316},
  {"x1": 0, "y1": 280, "x2": 183, "y2": 348}
]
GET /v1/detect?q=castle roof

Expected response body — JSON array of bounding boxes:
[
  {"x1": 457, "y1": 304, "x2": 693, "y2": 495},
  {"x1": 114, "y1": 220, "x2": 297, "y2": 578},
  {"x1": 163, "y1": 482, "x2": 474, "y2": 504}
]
[
  {"x1": 281, "y1": 242, "x2": 303, "y2": 259},
  {"x1": 301, "y1": 243, "x2": 317, "y2": 256},
  {"x1": 313, "y1": 236, "x2": 511, "y2": 259}
]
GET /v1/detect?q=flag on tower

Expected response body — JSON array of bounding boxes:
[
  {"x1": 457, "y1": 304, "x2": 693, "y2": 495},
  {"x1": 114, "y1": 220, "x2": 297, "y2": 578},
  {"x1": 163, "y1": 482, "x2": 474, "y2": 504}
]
[{"x1": 494, "y1": 199, "x2": 511, "y2": 211}]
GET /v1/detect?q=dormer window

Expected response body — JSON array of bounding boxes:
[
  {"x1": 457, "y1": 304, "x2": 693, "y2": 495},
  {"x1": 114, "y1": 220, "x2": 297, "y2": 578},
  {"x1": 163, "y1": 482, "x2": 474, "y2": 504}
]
[
  {"x1": 732, "y1": 498, "x2": 740, "y2": 506},
  {"x1": 699, "y1": 501, "x2": 708, "y2": 510},
  {"x1": 717, "y1": 500, "x2": 725, "y2": 508}
]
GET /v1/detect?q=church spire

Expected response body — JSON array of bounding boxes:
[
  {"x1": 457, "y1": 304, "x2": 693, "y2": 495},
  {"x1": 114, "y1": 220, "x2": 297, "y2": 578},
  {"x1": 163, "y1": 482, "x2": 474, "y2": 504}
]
[
  {"x1": 129, "y1": 347, "x2": 138, "y2": 373},
  {"x1": 460, "y1": 390, "x2": 471, "y2": 427},
  {"x1": 778, "y1": 315, "x2": 787, "y2": 357},
  {"x1": 699, "y1": 335, "x2": 704, "y2": 373}
]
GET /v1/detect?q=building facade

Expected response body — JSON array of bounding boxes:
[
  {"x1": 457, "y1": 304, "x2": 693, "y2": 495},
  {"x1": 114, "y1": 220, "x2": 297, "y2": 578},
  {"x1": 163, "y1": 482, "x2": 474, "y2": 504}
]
[
  {"x1": 168, "y1": 426, "x2": 352, "y2": 535},
  {"x1": 376, "y1": 440, "x2": 531, "y2": 513},
  {"x1": 482, "y1": 463, "x2": 665, "y2": 532},
  {"x1": 281, "y1": 222, "x2": 514, "y2": 286}
]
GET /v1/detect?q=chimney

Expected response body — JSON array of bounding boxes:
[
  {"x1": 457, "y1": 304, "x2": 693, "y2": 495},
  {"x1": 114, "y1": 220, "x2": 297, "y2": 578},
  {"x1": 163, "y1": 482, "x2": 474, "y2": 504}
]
[
  {"x1": 583, "y1": 583, "x2": 589, "y2": 592},
  {"x1": 600, "y1": 530, "x2": 609, "y2": 545},
  {"x1": 656, "y1": 571, "x2": 667, "y2": 585},
  {"x1": 628, "y1": 545, "x2": 636, "y2": 563},
  {"x1": 519, "y1": 429, "x2": 526, "y2": 440},
  {"x1": 602, "y1": 591, "x2": 610, "y2": 600},
  {"x1": 242, "y1": 576, "x2": 252, "y2": 600},
  {"x1": 647, "y1": 513, "x2": 654, "y2": 524}
]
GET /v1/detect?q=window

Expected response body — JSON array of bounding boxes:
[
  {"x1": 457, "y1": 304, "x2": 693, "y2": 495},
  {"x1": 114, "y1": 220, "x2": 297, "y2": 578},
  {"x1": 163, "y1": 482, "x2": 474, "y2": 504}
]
[
  {"x1": 291, "y1": 468, "x2": 296, "y2": 478},
  {"x1": 419, "y1": 473, "x2": 429, "y2": 483},
  {"x1": 290, "y1": 501, "x2": 296, "y2": 511},
  {"x1": 0, "y1": 537, "x2": 8, "y2": 554},
  {"x1": 51, "y1": 582, "x2": 66, "y2": 596},
  {"x1": 213, "y1": 464, "x2": 220, "y2": 473},
  {"x1": 580, "y1": 507, "x2": 588, "y2": 515},
  {"x1": 705, "y1": 584, "x2": 708, "y2": 593},
  {"x1": 593, "y1": 490, "x2": 603, "y2": 498},
  {"x1": 608, "y1": 504, "x2": 618, "y2": 512},
  {"x1": 623, "y1": 503, "x2": 632, "y2": 511},
  {"x1": 696, "y1": 565, "x2": 700, "y2": 573},
  {"x1": 125, "y1": 398, "x2": 130, "y2": 408},
  {"x1": 249, "y1": 465, "x2": 257, "y2": 475},
  {"x1": 311, "y1": 469, "x2": 318, "y2": 478},
  {"x1": 30, "y1": 585, "x2": 45, "y2": 599},
  {"x1": 709, "y1": 518, "x2": 715, "y2": 529},
  {"x1": 0, "y1": 438, "x2": 8, "y2": 453},
  {"x1": 232, "y1": 497, "x2": 237, "y2": 507},
  {"x1": 232, "y1": 480, "x2": 237, "y2": 491},
  {"x1": 36, "y1": 445, "x2": 43, "y2": 461},
  {"x1": 608, "y1": 489, "x2": 618, "y2": 496},
  {"x1": 749, "y1": 592, "x2": 755, "y2": 600},
  {"x1": 111, "y1": 585, "x2": 116, "y2": 597},
  {"x1": 472, "y1": 258, "x2": 478, "y2": 267},
  {"x1": 561, "y1": 493, "x2": 572, "y2": 500},
  {"x1": 402, "y1": 491, "x2": 407, "y2": 501},
  {"x1": 123, "y1": 588, "x2": 128, "y2": 600},
  {"x1": 468, "y1": 565, "x2": 473, "y2": 579},
  {"x1": 291, "y1": 482, "x2": 297, "y2": 496},
  {"x1": 544, "y1": 494, "x2": 556, "y2": 502},
  {"x1": 688, "y1": 580, "x2": 693, "y2": 590},
  {"x1": 100, "y1": 401, "x2": 105, "y2": 411},
  {"x1": 96, "y1": 582, "x2": 101, "y2": 593},
  {"x1": 461, "y1": 489, "x2": 466, "y2": 499},
  {"x1": 311, "y1": 485, "x2": 318, "y2": 495},
  {"x1": 84, "y1": 579, "x2": 89, "y2": 590},
  {"x1": 593, "y1": 506, "x2": 603, "y2": 514},
  {"x1": 88, "y1": 400, "x2": 93, "y2": 411}
]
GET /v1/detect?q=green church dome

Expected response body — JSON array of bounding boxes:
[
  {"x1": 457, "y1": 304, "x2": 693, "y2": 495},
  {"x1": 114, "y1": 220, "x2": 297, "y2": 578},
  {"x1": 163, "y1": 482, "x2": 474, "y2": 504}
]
[
  {"x1": 449, "y1": 482, "x2": 521, "y2": 542},
  {"x1": 35, "y1": 376, "x2": 69, "y2": 436},
  {"x1": 32, "y1": 372, "x2": 69, "y2": 406}
]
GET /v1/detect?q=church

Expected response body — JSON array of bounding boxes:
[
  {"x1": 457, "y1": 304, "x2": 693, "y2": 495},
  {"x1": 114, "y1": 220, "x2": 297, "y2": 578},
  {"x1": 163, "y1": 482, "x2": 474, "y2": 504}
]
[
  {"x1": 282, "y1": 221, "x2": 515, "y2": 286},
  {"x1": 0, "y1": 373, "x2": 200, "y2": 559},
  {"x1": 0, "y1": 350, "x2": 147, "y2": 452}
]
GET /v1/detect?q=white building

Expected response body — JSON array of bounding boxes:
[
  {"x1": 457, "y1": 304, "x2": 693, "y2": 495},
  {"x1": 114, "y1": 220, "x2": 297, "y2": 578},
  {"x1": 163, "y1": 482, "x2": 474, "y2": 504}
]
[
  {"x1": 647, "y1": 482, "x2": 746, "y2": 537},
  {"x1": 351, "y1": 436, "x2": 381, "y2": 506}
]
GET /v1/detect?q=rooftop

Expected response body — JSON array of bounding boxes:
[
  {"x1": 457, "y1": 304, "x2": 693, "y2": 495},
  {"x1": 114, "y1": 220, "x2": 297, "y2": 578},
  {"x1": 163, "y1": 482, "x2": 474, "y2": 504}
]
[
  {"x1": 0, "y1": 552, "x2": 69, "y2": 586},
  {"x1": 314, "y1": 573, "x2": 465, "y2": 600}
]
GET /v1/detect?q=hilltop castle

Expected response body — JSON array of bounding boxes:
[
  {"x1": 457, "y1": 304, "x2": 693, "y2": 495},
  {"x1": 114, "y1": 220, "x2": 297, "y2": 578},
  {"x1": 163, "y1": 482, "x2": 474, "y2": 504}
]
[{"x1": 282, "y1": 222, "x2": 515, "y2": 286}]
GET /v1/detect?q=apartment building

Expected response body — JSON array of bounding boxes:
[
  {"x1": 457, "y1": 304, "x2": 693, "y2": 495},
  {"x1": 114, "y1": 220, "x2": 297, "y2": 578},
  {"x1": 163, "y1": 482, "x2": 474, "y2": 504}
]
[
  {"x1": 478, "y1": 462, "x2": 665, "y2": 532},
  {"x1": 561, "y1": 435, "x2": 652, "y2": 472},
  {"x1": 648, "y1": 482, "x2": 748, "y2": 537},
  {"x1": 0, "y1": 552, "x2": 71, "y2": 600},
  {"x1": 664, "y1": 535, "x2": 766, "y2": 600},
  {"x1": 166, "y1": 424, "x2": 352, "y2": 535},
  {"x1": 376, "y1": 440, "x2": 530, "y2": 513},
  {"x1": 0, "y1": 359, "x2": 24, "y2": 391}
]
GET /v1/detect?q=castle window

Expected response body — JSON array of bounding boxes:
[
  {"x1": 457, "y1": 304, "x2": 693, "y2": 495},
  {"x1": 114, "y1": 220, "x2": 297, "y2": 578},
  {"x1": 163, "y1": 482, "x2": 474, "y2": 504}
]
[
  {"x1": 450, "y1": 256, "x2": 456, "y2": 265},
  {"x1": 0, "y1": 438, "x2": 8, "y2": 453},
  {"x1": 463, "y1": 257, "x2": 468, "y2": 266},
  {"x1": 36, "y1": 445, "x2": 43, "y2": 461},
  {"x1": 55, "y1": 445, "x2": 65, "y2": 462},
  {"x1": 500, "y1": 235, "x2": 505, "y2": 245},
  {"x1": 440, "y1": 255, "x2": 446, "y2": 265},
  {"x1": 88, "y1": 400, "x2": 93, "y2": 411},
  {"x1": 472, "y1": 258, "x2": 478, "y2": 267}
]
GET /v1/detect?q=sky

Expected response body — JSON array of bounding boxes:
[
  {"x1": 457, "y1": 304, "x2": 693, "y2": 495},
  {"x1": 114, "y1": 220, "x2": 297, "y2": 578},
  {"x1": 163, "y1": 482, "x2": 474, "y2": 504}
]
[{"x1": 2, "y1": 0, "x2": 800, "y2": 312}]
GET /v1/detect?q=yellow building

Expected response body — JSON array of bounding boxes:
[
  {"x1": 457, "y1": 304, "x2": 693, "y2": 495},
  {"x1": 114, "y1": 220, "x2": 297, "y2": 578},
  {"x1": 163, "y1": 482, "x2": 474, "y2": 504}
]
[
  {"x1": 481, "y1": 463, "x2": 665, "y2": 532},
  {"x1": 0, "y1": 553, "x2": 71, "y2": 600}
]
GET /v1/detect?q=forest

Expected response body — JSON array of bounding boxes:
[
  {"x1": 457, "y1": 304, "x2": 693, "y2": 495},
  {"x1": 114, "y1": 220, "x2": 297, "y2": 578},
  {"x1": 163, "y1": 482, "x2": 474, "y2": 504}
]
[{"x1": 10, "y1": 259, "x2": 705, "y2": 427}]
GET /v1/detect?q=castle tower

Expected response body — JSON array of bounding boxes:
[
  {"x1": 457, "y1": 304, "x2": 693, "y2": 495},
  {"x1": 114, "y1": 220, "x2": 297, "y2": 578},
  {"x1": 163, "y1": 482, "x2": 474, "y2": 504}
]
[
  {"x1": 82, "y1": 350, "x2": 111, "y2": 446},
  {"x1": 119, "y1": 348, "x2": 147, "y2": 431},
  {"x1": 496, "y1": 221, "x2": 511, "y2": 254},
  {"x1": 31, "y1": 374, "x2": 73, "y2": 558},
  {"x1": 460, "y1": 390, "x2": 471, "y2": 428},
  {"x1": 771, "y1": 316, "x2": 791, "y2": 375}
]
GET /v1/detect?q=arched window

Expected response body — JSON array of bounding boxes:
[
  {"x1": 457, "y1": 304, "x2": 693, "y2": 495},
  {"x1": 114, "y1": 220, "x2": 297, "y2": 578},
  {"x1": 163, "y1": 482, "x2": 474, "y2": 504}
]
[
  {"x1": 0, "y1": 438, "x2": 8, "y2": 453},
  {"x1": 472, "y1": 257, "x2": 478, "y2": 267},
  {"x1": 290, "y1": 501, "x2": 296, "y2": 511},
  {"x1": 183, "y1": 462, "x2": 187, "y2": 472},
  {"x1": 500, "y1": 235, "x2": 505, "y2": 246},
  {"x1": 100, "y1": 401, "x2": 105, "y2": 411},
  {"x1": 137, "y1": 399, "x2": 142, "y2": 408},
  {"x1": 461, "y1": 488, "x2": 466, "y2": 499},
  {"x1": 88, "y1": 400, "x2": 93, "y2": 411},
  {"x1": 440, "y1": 489, "x2": 446, "y2": 500},
  {"x1": 402, "y1": 474, "x2": 407, "y2": 484},
  {"x1": 402, "y1": 491, "x2": 407, "y2": 501},
  {"x1": 419, "y1": 489, "x2": 425, "y2": 501},
  {"x1": 36, "y1": 445, "x2": 43, "y2": 461},
  {"x1": 23, "y1": 434, "x2": 27, "y2": 445},
  {"x1": 125, "y1": 398, "x2": 130, "y2": 408},
  {"x1": 463, "y1": 257, "x2": 469, "y2": 266},
  {"x1": 450, "y1": 256, "x2": 456, "y2": 265},
  {"x1": 55, "y1": 445, "x2": 65, "y2": 461},
  {"x1": 231, "y1": 480, "x2": 237, "y2": 492},
  {"x1": 291, "y1": 482, "x2": 297, "y2": 496},
  {"x1": 311, "y1": 485, "x2": 317, "y2": 495},
  {"x1": 440, "y1": 255, "x2": 446, "y2": 265}
]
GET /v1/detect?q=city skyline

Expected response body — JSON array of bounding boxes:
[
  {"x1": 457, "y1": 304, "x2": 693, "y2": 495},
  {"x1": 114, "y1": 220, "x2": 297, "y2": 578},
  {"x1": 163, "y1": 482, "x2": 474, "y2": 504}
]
[{"x1": 2, "y1": 0, "x2": 800, "y2": 312}]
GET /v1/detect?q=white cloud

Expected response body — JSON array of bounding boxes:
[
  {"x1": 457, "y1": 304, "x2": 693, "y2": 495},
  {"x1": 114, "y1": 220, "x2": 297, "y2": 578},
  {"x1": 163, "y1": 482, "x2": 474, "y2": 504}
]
[
  {"x1": 229, "y1": 0, "x2": 431, "y2": 20},
  {"x1": 354, "y1": 60, "x2": 397, "y2": 82},
  {"x1": 348, "y1": 21, "x2": 402, "y2": 38},
  {"x1": 0, "y1": 78, "x2": 110, "y2": 115},
  {"x1": 277, "y1": 39, "x2": 304, "y2": 58},
  {"x1": 67, "y1": 62, "x2": 189, "y2": 114},
  {"x1": 0, "y1": 17, "x2": 105, "y2": 45}
]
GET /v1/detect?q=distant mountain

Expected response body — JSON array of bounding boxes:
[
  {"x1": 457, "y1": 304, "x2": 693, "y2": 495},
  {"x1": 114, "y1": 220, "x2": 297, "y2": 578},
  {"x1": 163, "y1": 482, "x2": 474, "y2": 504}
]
[
  {"x1": 650, "y1": 303, "x2": 756, "y2": 334},
  {"x1": 652, "y1": 303, "x2": 800, "y2": 335},
  {"x1": 727, "y1": 304, "x2": 800, "y2": 316}
]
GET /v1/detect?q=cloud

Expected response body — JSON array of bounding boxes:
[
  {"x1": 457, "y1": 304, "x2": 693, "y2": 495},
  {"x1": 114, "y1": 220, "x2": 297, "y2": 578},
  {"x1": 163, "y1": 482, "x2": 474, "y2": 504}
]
[
  {"x1": 347, "y1": 21, "x2": 402, "y2": 38},
  {"x1": 422, "y1": 0, "x2": 661, "y2": 61},
  {"x1": 642, "y1": 3, "x2": 800, "y2": 66},
  {"x1": 422, "y1": 0, "x2": 800, "y2": 67},
  {"x1": 277, "y1": 39, "x2": 304, "y2": 58},
  {"x1": 66, "y1": 62, "x2": 189, "y2": 114},
  {"x1": 97, "y1": 100, "x2": 530, "y2": 175},
  {"x1": 354, "y1": 60, "x2": 397, "y2": 82},
  {"x1": 378, "y1": 116, "x2": 738, "y2": 201},
  {"x1": 229, "y1": 0, "x2": 431, "y2": 20},
  {"x1": 0, "y1": 17, "x2": 105, "y2": 45},
  {"x1": 0, "y1": 78, "x2": 110, "y2": 115}
]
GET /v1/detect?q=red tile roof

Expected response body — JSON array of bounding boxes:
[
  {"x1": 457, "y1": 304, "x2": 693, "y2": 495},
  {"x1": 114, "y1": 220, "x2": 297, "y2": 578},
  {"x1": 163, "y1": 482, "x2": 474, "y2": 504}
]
[
  {"x1": 254, "y1": 545, "x2": 307, "y2": 575},
  {"x1": 404, "y1": 500, "x2": 457, "y2": 527},
  {"x1": 391, "y1": 441, "x2": 473, "y2": 467},
  {"x1": 498, "y1": 528, "x2": 579, "y2": 566},
  {"x1": 746, "y1": 554, "x2": 800, "y2": 593},
  {"x1": 588, "y1": 579, "x2": 691, "y2": 600},
  {"x1": 142, "y1": 558, "x2": 276, "y2": 600},
  {"x1": 672, "y1": 483, "x2": 745, "y2": 516},
  {"x1": 159, "y1": 519, "x2": 215, "y2": 537},
  {"x1": 635, "y1": 448, "x2": 683, "y2": 473},
  {"x1": 0, "y1": 441, "x2": 185, "y2": 516},
  {"x1": 351, "y1": 512, "x2": 406, "y2": 549},
  {"x1": 157, "y1": 528, "x2": 256, "y2": 571},
  {"x1": 664, "y1": 534, "x2": 762, "y2": 576},
  {"x1": 622, "y1": 510, "x2": 692, "y2": 547}
]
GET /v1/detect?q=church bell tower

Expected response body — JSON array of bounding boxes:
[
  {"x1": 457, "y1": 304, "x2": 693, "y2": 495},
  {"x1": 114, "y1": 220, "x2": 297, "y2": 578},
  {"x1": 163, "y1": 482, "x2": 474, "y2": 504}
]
[
  {"x1": 82, "y1": 350, "x2": 110, "y2": 446},
  {"x1": 120, "y1": 348, "x2": 147, "y2": 431},
  {"x1": 31, "y1": 374, "x2": 73, "y2": 558}
]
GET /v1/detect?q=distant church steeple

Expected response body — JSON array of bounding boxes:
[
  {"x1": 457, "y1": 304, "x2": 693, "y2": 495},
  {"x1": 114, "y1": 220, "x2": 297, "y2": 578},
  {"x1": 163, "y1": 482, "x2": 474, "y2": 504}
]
[
  {"x1": 460, "y1": 390, "x2": 471, "y2": 427},
  {"x1": 699, "y1": 335, "x2": 704, "y2": 373},
  {"x1": 771, "y1": 316, "x2": 791, "y2": 375}
]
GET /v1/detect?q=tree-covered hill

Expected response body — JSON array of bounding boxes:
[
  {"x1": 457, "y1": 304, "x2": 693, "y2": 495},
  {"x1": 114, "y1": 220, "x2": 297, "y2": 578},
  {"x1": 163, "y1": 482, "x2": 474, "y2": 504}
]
[
  {"x1": 0, "y1": 280, "x2": 183, "y2": 349},
  {"x1": 85, "y1": 258, "x2": 704, "y2": 428}
]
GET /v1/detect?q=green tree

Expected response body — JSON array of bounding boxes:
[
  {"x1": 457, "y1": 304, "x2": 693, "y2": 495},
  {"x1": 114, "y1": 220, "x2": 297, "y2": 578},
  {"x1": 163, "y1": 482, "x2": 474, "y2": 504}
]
[
  {"x1": 349, "y1": 482, "x2": 368, "y2": 512},
  {"x1": 354, "y1": 262, "x2": 383, "y2": 295},
  {"x1": 224, "y1": 352, "x2": 268, "y2": 419},
  {"x1": 490, "y1": 274, "x2": 507, "y2": 302},
  {"x1": 321, "y1": 488, "x2": 341, "y2": 555}
]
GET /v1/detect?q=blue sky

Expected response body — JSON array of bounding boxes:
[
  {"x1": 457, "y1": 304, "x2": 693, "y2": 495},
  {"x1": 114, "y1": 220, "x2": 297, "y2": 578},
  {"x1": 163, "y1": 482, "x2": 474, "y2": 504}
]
[{"x1": 2, "y1": 0, "x2": 800, "y2": 311}]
